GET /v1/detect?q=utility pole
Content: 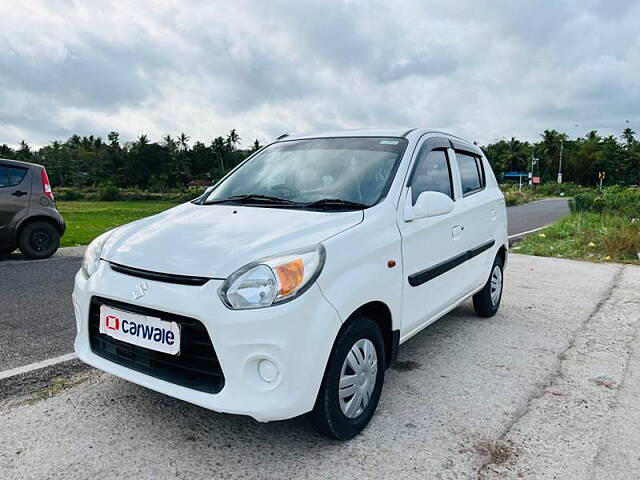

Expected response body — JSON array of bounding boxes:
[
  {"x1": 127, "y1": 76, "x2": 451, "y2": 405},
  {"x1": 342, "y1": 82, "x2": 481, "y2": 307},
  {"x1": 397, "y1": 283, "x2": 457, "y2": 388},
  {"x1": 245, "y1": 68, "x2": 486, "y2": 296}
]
[
  {"x1": 530, "y1": 146, "x2": 534, "y2": 190},
  {"x1": 557, "y1": 140, "x2": 563, "y2": 184}
]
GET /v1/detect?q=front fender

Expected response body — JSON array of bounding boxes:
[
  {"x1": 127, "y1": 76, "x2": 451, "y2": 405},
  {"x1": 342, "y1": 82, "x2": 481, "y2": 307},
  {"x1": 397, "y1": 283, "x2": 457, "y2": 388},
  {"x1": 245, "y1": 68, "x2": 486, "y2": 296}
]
[{"x1": 318, "y1": 204, "x2": 403, "y2": 330}]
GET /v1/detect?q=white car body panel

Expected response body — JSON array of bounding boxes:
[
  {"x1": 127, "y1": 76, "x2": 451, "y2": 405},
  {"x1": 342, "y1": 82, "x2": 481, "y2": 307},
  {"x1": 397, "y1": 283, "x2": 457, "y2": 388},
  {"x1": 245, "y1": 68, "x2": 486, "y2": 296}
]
[
  {"x1": 101, "y1": 202, "x2": 362, "y2": 278},
  {"x1": 73, "y1": 127, "x2": 508, "y2": 422}
]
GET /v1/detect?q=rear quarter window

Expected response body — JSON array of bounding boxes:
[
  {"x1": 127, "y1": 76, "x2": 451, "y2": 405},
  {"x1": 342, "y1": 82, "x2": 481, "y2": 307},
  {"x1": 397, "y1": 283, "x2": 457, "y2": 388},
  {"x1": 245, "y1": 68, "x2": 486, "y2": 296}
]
[
  {"x1": 0, "y1": 166, "x2": 28, "y2": 188},
  {"x1": 456, "y1": 152, "x2": 484, "y2": 195}
]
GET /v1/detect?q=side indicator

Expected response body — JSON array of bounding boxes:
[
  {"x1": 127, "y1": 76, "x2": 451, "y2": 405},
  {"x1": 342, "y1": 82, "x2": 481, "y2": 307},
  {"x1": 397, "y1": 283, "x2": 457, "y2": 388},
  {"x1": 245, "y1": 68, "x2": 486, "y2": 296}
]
[{"x1": 387, "y1": 260, "x2": 396, "y2": 268}]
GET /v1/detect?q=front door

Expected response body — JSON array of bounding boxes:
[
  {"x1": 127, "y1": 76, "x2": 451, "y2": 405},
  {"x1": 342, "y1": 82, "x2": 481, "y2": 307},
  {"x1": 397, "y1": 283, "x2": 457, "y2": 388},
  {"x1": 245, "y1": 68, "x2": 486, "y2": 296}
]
[{"x1": 397, "y1": 138, "x2": 463, "y2": 338}]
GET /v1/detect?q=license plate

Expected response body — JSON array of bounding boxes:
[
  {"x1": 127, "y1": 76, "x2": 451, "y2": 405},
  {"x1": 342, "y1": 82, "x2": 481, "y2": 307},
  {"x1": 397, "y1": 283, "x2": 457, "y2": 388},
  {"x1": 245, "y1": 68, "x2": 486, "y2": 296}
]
[{"x1": 99, "y1": 305, "x2": 181, "y2": 355}]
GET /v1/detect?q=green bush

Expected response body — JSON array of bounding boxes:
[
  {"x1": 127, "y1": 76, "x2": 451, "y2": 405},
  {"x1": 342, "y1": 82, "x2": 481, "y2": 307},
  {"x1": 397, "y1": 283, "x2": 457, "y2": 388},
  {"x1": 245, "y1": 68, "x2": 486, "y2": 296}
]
[
  {"x1": 571, "y1": 188, "x2": 640, "y2": 218},
  {"x1": 97, "y1": 183, "x2": 121, "y2": 201},
  {"x1": 503, "y1": 190, "x2": 535, "y2": 206},
  {"x1": 57, "y1": 188, "x2": 84, "y2": 201},
  {"x1": 534, "y1": 182, "x2": 587, "y2": 197}
]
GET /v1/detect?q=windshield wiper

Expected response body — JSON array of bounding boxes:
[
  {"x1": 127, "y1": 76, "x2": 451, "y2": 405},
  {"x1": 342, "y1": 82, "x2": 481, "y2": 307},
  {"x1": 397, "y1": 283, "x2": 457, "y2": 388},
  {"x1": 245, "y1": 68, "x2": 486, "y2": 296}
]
[
  {"x1": 303, "y1": 198, "x2": 368, "y2": 210},
  {"x1": 207, "y1": 194, "x2": 298, "y2": 205}
]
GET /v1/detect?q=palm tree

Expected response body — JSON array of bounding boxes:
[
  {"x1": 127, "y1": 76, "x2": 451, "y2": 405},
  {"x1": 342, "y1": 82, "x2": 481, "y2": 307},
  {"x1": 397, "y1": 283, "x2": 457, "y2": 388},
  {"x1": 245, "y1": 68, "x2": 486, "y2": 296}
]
[
  {"x1": 621, "y1": 127, "x2": 636, "y2": 148},
  {"x1": 162, "y1": 135, "x2": 177, "y2": 152},
  {"x1": 539, "y1": 130, "x2": 568, "y2": 180},
  {"x1": 211, "y1": 136, "x2": 227, "y2": 172},
  {"x1": 137, "y1": 134, "x2": 149, "y2": 147},
  {"x1": 226, "y1": 129, "x2": 241, "y2": 151},
  {"x1": 17, "y1": 140, "x2": 32, "y2": 161},
  {"x1": 506, "y1": 137, "x2": 529, "y2": 172},
  {"x1": 585, "y1": 130, "x2": 600, "y2": 142},
  {"x1": 178, "y1": 132, "x2": 190, "y2": 151}
]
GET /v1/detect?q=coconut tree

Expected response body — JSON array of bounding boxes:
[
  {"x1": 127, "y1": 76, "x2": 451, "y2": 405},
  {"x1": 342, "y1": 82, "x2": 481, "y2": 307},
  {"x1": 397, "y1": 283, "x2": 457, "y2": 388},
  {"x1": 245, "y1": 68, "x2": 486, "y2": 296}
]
[
  {"x1": 622, "y1": 127, "x2": 636, "y2": 148},
  {"x1": 178, "y1": 132, "x2": 190, "y2": 151}
]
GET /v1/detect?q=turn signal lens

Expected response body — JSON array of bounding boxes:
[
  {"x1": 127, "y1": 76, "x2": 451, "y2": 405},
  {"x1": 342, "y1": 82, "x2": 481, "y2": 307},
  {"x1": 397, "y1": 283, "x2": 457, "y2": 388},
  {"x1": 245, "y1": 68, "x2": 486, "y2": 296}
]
[{"x1": 275, "y1": 259, "x2": 304, "y2": 295}]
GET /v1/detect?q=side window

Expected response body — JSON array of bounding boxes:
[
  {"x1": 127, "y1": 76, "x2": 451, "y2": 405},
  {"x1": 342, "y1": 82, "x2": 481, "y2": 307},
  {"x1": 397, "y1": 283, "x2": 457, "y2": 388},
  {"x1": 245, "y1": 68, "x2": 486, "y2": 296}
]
[
  {"x1": 0, "y1": 166, "x2": 27, "y2": 188},
  {"x1": 456, "y1": 152, "x2": 483, "y2": 195},
  {"x1": 410, "y1": 149, "x2": 453, "y2": 204},
  {"x1": 0, "y1": 167, "x2": 9, "y2": 188}
]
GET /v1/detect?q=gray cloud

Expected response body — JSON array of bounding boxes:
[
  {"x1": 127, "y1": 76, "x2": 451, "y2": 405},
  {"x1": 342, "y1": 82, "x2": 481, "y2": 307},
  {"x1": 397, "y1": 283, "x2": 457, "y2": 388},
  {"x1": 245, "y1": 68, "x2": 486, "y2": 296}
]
[{"x1": 1, "y1": 0, "x2": 639, "y2": 148}]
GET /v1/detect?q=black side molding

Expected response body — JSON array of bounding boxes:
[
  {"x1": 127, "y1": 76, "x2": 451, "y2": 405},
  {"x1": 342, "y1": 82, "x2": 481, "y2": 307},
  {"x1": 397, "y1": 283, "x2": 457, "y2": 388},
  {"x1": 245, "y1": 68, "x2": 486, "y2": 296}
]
[{"x1": 408, "y1": 240, "x2": 495, "y2": 287}]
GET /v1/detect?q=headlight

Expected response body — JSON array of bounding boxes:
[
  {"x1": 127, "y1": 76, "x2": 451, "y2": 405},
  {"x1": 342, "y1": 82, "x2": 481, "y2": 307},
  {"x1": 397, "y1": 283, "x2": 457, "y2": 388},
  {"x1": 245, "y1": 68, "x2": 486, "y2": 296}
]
[
  {"x1": 219, "y1": 245, "x2": 326, "y2": 310},
  {"x1": 81, "y1": 231, "x2": 112, "y2": 278}
]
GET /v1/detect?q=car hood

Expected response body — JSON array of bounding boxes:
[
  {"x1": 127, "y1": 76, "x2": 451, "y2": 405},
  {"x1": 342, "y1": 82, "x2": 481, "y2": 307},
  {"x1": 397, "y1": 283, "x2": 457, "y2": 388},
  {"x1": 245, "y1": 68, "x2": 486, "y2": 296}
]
[{"x1": 101, "y1": 202, "x2": 363, "y2": 278}]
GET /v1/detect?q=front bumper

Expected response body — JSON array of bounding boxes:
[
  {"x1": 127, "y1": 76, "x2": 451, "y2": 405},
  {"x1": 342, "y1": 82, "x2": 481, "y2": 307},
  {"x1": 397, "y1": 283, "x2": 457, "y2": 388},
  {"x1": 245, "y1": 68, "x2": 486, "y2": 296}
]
[{"x1": 73, "y1": 261, "x2": 342, "y2": 422}]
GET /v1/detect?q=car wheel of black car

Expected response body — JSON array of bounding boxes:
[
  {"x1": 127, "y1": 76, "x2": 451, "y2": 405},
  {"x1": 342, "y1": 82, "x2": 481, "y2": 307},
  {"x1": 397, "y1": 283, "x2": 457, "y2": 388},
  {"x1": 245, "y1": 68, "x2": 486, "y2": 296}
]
[{"x1": 18, "y1": 221, "x2": 60, "y2": 259}]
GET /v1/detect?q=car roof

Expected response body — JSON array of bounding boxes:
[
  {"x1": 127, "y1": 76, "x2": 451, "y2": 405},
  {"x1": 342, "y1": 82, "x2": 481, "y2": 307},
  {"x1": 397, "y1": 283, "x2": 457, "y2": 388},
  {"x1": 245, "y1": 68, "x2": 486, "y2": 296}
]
[
  {"x1": 0, "y1": 157, "x2": 43, "y2": 169},
  {"x1": 284, "y1": 127, "x2": 417, "y2": 140},
  {"x1": 280, "y1": 128, "x2": 482, "y2": 155}
]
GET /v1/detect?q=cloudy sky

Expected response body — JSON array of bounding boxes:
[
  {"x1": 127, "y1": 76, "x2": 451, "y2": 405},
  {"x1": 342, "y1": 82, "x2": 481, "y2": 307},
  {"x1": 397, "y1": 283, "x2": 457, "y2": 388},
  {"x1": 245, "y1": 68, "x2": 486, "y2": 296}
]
[{"x1": 1, "y1": 0, "x2": 639, "y2": 148}]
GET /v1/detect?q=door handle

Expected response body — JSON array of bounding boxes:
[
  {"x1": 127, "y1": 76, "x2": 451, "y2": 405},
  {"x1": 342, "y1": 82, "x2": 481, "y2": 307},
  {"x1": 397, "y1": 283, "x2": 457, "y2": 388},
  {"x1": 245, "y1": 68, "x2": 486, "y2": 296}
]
[
  {"x1": 452, "y1": 225, "x2": 464, "y2": 238},
  {"x1": 490, "y1": 208, "x2": 497, "y2": 220},
  {"x1": 11, "y1": 190, "x2": 28, "y2": 197}
]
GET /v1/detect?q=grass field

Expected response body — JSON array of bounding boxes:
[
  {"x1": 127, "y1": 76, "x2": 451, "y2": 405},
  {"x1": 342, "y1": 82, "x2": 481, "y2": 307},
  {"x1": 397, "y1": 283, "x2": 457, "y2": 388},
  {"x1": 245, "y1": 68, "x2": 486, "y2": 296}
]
[
  {"x1": 513, "y1": 212, "x2": 640, "y2": 265},
  {"x1": 58, "y1": 201, "x2": 180, "y2": 247}
]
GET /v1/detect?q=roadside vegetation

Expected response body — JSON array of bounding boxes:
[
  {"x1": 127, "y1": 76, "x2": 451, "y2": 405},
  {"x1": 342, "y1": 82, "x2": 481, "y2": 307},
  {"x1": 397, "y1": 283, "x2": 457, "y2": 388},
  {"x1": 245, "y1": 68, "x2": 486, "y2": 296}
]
[
  {"x1": 514, "y1": 187, "x2": 640, "y2": 264},
  {"x1": 58, "y1": 201, "x2": 180, "y2": 247},
  {"x1": 1, "y1": 126, "x2": 639, "y2": 193},
  {"x1": 500, "y1": 182, "x2": 589, "y2": 206}
]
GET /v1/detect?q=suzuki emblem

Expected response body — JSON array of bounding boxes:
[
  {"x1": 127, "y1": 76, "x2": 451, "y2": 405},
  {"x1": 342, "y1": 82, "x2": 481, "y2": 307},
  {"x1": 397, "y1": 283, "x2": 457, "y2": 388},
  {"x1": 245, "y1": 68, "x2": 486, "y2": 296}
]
[{"x1": 132, "y1": 281, "x2": 149, "y2": 300}]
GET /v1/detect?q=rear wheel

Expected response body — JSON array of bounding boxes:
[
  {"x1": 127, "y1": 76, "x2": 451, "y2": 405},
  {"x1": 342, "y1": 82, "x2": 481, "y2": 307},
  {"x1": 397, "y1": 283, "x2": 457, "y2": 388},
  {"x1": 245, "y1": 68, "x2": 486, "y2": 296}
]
[
  {"x1": 473, "y1": 255, "x2": 504, "y2": 317},
  {"x1": 308, "y1": 316, "x2": 385, "y2": 440},
  {"x1": 18, "y1": 221, "x2": 60, "y2": 259}
]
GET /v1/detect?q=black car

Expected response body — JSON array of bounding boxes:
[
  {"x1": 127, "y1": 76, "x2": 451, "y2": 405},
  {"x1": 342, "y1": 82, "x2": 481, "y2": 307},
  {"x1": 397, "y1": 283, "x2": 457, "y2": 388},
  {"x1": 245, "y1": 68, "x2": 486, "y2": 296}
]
[{"x1": 0, "y1": 158, "x2": 65, "y2": 259}]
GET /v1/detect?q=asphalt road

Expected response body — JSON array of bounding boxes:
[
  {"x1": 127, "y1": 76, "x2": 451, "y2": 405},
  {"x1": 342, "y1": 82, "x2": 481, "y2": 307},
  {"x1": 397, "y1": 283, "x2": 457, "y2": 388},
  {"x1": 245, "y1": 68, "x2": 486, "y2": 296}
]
[
  {"x1": 0, "y1": 198, "x2": 570, "y2": 374},
  {"x1": 506, "y1": 197, "x2": 569, "y2": 239},
  {"x1": 1, "y1": 255, "x2": 638, "y2": 479}
]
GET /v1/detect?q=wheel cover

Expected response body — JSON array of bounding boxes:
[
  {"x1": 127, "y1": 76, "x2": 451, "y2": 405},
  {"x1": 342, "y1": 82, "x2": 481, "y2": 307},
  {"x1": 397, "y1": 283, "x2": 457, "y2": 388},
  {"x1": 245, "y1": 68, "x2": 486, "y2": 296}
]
[
  {"x1": 29, "y1": 229, "x2": 51, "y2": 252},
  {"x1": 490, "y1": 265, "x2": 503, "y2": 305},
  {"x1": 338, "y1": 338, "x2": 378, "y2": 419}
]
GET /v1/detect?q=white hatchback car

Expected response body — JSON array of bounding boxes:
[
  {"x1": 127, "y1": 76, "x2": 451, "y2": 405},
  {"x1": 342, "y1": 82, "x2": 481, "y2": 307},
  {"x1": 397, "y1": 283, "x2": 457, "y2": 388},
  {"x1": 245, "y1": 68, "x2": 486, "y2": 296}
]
[{"x1": 73, "y1": 128, "x2": 507, "y2": 439}]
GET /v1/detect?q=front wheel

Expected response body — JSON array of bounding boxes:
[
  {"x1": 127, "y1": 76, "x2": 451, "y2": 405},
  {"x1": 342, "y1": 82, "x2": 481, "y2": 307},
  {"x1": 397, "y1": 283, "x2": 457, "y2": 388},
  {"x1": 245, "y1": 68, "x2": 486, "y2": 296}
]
[
  {"x1": 308, "y1": 316, "x2": 385, "y2": 440},
  {"x1": 473, "y1": 255, "x2": 504, "y2": 317},
  {"x1": 18, "y1": 221, "x2": 60, "y2": 259}
]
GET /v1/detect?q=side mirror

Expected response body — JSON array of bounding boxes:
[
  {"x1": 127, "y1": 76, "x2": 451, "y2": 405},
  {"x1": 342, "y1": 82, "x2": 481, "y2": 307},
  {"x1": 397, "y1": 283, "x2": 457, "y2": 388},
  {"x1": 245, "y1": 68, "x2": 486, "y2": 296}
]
[{"x1": 404, "y1": 190, "x2": 454, "y2": 221}]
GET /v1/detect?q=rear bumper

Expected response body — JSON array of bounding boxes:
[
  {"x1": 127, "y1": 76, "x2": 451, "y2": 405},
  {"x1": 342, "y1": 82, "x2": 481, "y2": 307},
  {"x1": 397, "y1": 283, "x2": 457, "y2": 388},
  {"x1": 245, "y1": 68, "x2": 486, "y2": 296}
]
[
  {"x1": 72, "y1": 261, "x2": 342, "y2": 422},
  {"x1": 52, "y1": 208, "x2": 66, "y2": 236}
]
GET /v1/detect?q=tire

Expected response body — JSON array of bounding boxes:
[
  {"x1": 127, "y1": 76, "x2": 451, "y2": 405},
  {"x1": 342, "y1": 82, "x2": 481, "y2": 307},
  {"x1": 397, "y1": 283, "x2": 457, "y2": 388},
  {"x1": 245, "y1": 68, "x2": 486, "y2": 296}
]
[
  {"x1": 18, "y1": 221, "x2": 60, "y2": 259},
  {"x1": 308, "y1": 316, "x2": 385, "y2": 440},
  {"x1": 473, "y1": 255, "x2": 504, "y2": 317}
]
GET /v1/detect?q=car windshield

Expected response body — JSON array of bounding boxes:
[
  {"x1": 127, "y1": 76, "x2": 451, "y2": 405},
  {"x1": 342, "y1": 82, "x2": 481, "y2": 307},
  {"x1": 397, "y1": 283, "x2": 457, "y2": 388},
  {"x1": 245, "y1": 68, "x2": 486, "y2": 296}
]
[{"x1": 204, "y1": 137, "x2": 408, "y2": 209}]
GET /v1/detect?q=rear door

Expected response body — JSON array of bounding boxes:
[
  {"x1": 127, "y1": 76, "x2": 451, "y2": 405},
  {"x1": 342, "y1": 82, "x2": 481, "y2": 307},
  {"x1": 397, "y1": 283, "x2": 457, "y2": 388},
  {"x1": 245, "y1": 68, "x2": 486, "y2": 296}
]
[
  {"x1": 397, "y1": 137, "x2": 464, "y2": 338},
  {"x1": 453, "y1": 149, "x2": 497, "y2": 294},
  {"x1": 0, "y1": 163, "x2": 31, "y2": 243}
]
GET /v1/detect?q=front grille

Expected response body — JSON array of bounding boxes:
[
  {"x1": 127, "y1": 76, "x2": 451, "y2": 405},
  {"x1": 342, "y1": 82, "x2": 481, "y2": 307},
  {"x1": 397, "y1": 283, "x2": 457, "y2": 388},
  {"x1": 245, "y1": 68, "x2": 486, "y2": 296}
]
[
  {"x1": 109, "y1": 262, "x2": 210, "y2": 286},
  {"x1": 88, "y1": 297, "x2": 225, "y2": 394}
]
